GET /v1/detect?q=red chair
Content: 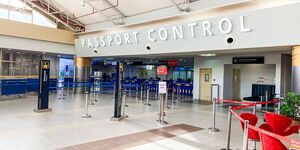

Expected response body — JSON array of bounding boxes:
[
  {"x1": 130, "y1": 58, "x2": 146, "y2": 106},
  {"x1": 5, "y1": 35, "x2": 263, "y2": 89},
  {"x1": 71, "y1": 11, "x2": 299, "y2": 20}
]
[
  {"x1": 264, "y1": 113, "x2": 299, "y2": 136},
  {"x1": 240, "y1": 113, "x2": 271, "y2": 149},
  {"x1": 259, "y1": 123, "x2": 288, "y2": 150},
  {"x1": 240, "y1": 113, "x2": 260, "y2": 141}
]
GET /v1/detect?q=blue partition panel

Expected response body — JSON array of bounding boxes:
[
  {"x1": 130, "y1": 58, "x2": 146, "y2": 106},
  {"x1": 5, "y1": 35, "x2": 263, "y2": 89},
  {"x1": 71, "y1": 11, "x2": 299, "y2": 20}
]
[
  {"x1": 49, "y1": 79, "x2": 58, "y2": 91},
  {"x1": 27, "y1": 78, "x2": 39, "y2": 92},
  {"x1": 1, "y1": 79, "x2": 27, "y2": 95}
]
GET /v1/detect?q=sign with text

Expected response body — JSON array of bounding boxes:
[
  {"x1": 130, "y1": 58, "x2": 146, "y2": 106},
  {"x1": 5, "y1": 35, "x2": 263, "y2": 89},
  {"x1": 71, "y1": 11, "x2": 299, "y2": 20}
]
[
  {"x1": 146, "y1": 65, "x2": 154, "y2": 70},
  {"x1": 233, "y1": 56, "x2": 264, "y2": 64},
  {"x1": 157, "y1": 65, "x2": 167, "y2": 75},
  {"x1": 37, "y1": 60, "x2": 50, "y2": 110},
  {"x1": 75, "y1": 4, "x2": 300, "y2": 58},
  {"x1": 159, "y1": 81, "x2": 167, "y2": 94},
  {"x1": 168, "y1": 60, "x2": 178, "y2": 66}
]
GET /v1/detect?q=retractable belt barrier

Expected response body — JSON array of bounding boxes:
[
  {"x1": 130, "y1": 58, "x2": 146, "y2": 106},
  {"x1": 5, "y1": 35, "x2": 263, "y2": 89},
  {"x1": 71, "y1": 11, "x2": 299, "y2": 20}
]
[
  {"x1": 0, "y1": 79, "x2": 194, "y2": 99},
  {"x1": 213, "y1": 98, "x2": 300, "y2": 150}
]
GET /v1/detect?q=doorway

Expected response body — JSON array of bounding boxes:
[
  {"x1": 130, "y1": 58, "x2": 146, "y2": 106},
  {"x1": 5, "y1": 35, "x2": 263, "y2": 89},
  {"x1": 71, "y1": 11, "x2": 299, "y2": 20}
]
[
  {"x1": 232, "y1": 69, "x2": 241, "y2": 100},
  {"x1": 200, "y1": 68, "x2": 212, "y2": 101}
]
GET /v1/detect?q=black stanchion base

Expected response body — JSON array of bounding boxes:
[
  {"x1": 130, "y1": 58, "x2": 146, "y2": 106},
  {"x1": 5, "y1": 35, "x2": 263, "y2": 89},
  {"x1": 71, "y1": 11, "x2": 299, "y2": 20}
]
[
  {"x1": 208, "y1": 127, "x2": 220, "y2": 132},
  {"x1": 111, "y1": 115, "x2": 128, "y2": 121},
  {"x1": 111, "y1": 116, "x2": 124, "y2": 121},
  {"x1": 157, "y1": 120, "x2": 168, "y2": 125},
  {"x1": 220, "y1": 148, "x2": 232, "y2": 150},
  {"x1": 34, "y1": 108, "x2": 52, "y2": 113}
]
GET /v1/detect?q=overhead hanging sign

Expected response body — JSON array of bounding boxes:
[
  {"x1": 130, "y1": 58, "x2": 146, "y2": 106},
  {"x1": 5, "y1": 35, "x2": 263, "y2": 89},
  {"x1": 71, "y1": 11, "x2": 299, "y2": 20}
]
[
  {"x1": 168, "y1": 60, "x2": 178, "y2": 66},
  {"x1": 146, "y1": 65, "x2": 154, "y2": 70},
  {"x1": 233, "y1": 56, "x2": 264, "y2": 64},
  {"x1": 157, "y1": 65, "x2": 168, "y2": 75}
]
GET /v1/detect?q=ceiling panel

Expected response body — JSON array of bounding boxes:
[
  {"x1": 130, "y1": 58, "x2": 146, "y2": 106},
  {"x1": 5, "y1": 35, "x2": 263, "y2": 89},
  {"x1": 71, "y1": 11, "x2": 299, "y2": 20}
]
[
  {"x1": 106, "y1": 0, "x2": 173, "y2": 16},
  {"x1": 48, "y1": 0, "x2": 175, "y2": 25}
]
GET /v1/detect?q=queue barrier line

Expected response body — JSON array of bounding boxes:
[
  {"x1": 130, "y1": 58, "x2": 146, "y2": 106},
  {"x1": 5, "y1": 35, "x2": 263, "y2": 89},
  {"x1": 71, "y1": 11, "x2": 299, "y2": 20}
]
[
  {"x1": 231, "y1": 104, "x2": 255, "y2": 110},
  {"x1": 0, "y1": 80, "x2": 193, "y2": 97},
  {"x1": 86, "y1": 89, "x2": 114, "y2": 94},
  {"x1": 215, "y1": 98, "x2": 300, "y2": 148},
  {"x1": 231, "y1": 100, "x2": 280, "y2": 110},
  {"x1": 254, "y1": 100, "x2": 280, "y2": 105},
  {"x1": 229, "y1": 109, "x2": 245, "y2": 122},
  {"x1": 248, "y1": 124, "x2": 300, "y2": 146},
  {"x1": 215, "y1": 99, "x2": 253, "y2": 105}
]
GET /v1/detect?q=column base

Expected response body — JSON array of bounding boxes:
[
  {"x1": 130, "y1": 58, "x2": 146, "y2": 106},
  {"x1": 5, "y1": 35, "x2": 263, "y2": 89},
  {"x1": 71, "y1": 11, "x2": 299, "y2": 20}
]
[
  {"x1": 111, "y1": 115, "x2": 128, "y2": 121},
  {"x1": 111, "y1": 116, "x2": 124, "y2": 121},
  {"x1": 208, "y1": 127, "x2": 220, "y2": 132},
  {"x1": 81, "y1": 114, "x2": 92, "y2": 118},
  {"x1": 34, "y1": 108, "x2": 52, "y2": 113}
]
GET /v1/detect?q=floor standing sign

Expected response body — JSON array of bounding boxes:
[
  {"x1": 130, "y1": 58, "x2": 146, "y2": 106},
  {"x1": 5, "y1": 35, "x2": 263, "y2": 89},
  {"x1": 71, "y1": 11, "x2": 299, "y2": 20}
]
[
  {"x1": 34, "y1": 60, "x2": 52, "y2": 112},
  {"x1": 111, "y1": 61, "x2": 126, "y2": 121},
  {"x1": 159, "y1": 82, "x2": 167, "y2": 94},
  {"x1": 158, "y1": 81, "x2": 168, "y2": 124}
]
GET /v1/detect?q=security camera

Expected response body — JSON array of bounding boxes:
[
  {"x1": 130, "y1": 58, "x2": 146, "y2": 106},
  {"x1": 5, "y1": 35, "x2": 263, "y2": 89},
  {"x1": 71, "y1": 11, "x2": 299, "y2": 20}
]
[
  {"x1": 145, "y1": 44, "x2": 151, "y2": 50},
  {"x1": 93, "y1": 49, "x2": 98, "y2": 53}
]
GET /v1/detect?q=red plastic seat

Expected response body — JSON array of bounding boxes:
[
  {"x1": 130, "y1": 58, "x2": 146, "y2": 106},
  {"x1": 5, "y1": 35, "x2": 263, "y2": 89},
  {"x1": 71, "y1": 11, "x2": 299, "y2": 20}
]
[
  {"x1": 240, "y1": 113, "x2": 260, "y2": 141},
  {"x1": 259, "y1": 123, "x2": 287, "y2": 150},
  {"x1": 264, "y1": 113, "x2": 299, "y2": 136}
]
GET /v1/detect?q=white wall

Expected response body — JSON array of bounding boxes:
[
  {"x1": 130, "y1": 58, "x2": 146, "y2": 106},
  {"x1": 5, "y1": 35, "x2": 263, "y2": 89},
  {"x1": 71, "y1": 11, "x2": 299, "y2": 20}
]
[
  {"x1": 223, "y1": 65, "x2": 233, "y2": 99},
  {"x1": 193, "y1": 53, "x2": 282, "y2": 100},
  {"x1": 240, "y1": 64, "x2": 276, "y2": 98},
  {"x1": 0, "y1": 35, "x2": 74, "y2": 55},
  {"x1": 42, "y1": 55, "x2": 59, "y2": 76},
  {"x1": 224, "y1": 64, "x2": 276, "y2": 100},
  {"x1": 76, "y1": 4, "x2": 300, "y2": 58}
]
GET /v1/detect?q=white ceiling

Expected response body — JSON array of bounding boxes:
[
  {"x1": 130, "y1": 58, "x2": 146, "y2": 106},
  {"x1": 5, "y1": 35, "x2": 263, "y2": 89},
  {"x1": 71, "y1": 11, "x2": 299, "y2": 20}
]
[{"x1": 49, "y1": 0, "x2": 178, "y2": 25}]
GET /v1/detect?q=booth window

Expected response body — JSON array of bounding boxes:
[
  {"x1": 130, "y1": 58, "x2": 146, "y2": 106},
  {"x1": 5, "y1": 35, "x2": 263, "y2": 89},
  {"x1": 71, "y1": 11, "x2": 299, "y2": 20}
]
[
  {"x1": 173, "y1": 66, "x2": 193, "y2": 81},
  {"x1": 0, "y1": 49, "x2": 41, "y2": 76},
  {"x1": 0, "y1": 8, "x2": 8, "y2": 19},
  {"x1": 205, "y1": 74, "x2": 209, "y2": 82}
]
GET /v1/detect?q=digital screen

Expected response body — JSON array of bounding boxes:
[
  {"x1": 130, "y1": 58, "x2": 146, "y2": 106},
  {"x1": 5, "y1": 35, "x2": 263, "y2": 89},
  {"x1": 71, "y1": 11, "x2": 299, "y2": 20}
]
[{"x1": 59, "y1": 58, "x2": 74, "y2": 77}]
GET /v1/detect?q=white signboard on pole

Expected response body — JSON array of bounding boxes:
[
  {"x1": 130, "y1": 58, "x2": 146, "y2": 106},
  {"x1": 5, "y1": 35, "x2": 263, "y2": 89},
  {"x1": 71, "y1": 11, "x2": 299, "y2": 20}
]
[{"x1": 159, "y1": 81, "x2": 167, "y2": 94}]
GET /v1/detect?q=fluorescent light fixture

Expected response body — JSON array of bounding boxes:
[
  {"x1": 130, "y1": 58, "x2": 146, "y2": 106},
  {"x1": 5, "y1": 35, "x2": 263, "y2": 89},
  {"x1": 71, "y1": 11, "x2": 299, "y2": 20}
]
[{"x1": 199, "y1": 53, "x2": 216, "y2": 57}]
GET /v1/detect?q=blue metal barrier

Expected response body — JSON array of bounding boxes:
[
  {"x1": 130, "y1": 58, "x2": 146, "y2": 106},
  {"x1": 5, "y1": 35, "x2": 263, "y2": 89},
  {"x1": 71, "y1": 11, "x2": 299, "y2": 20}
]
[
  {"x1": 1, "y1": 79, "x2": 27, "y2": 95},
  {"x1": 0, "y1": 78, "x2": 194, "y2": 97}
]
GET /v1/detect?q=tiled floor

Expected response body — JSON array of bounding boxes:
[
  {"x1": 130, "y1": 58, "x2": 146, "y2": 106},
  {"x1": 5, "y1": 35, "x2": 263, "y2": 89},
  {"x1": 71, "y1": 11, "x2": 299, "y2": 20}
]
[
  {"x1": 59, "y1": 124, "x2": 203, "y2": 150},
  {"x1": 0, "y1": 92, "x2": 298, "y2": 150}
]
